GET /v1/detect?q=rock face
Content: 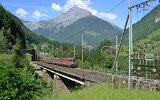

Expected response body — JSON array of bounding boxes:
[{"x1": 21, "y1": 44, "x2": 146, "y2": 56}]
[
  {"x1": 23, "y1": 6, "x2": 92, "y2": 32},
  {"x1": 23, "y1": 6, "x2": 122, "y2": 45},
  {"x1": 49, "y1": 6, "x2": 92, "y2": 27}
]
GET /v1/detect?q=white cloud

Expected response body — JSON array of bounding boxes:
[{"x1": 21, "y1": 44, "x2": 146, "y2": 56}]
[
  {"x1": 32, "y1": 9, "x2": 48, "y2": 18},
  {"x1": 96, "y1": 12, "x2": 117, "y2": 21},
  {"x1": 16, "y1": 8, "x2": 28, "y2": 17},
  {"x1": 51, "y1": 3, "x2": 62, "y2": 11},
  {"x1": 51, "y1": 0, "x2": 117, "y2": 21},
  {"x1": 63, "y1": 0, "x2": 91, "y2": 12}
]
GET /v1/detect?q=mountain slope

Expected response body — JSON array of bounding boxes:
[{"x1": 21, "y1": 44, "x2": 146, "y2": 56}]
[
  {"x1": 23, "y1": 6, "x2": 92, "y2": 36},
  {"x1": 0, "y1": 5, "x2": 26, "y2": 49},
  {"x1": 23, "y1": 6, "x2": 122, "y2": 46},
  {"x1": 53, "y1": 15, "x2": 121, "y2": 45},
  {"x1": 123, "y1": 4, "x2": 160, "y2": 44}
]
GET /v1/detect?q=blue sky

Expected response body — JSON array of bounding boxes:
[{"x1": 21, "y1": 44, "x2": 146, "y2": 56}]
[{"x1": 0, "y1": 0, "x2": 159, "y2": 28}]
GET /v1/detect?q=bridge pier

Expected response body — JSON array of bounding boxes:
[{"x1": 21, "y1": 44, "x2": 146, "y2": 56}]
[
  {"x1": 46, "y1": 70, "x2": 54, "y2": 83},
  {"x1": 42, "y1": 70, "x2": 72, "y2": 94},
  {"x1": 34, "y1": 65, "x2": 43, "y2": 77},
  {"x1": 42, "y1": 69, "x2": 53, "y2": 83},
  {"x1": 33, "y1": 64, "x2": 78, "y2": 95},
  {"x1": 53, "y1": 74, "x2": 70, "y2": 95}
]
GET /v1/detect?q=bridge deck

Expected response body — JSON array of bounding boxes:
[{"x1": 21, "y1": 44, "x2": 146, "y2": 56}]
[
  {"x1": 36, "y1": 61, "x2": 113, "y2": 83},
  {"x1": 33, "y1": 61, "x2": 160, "y2": 91}
]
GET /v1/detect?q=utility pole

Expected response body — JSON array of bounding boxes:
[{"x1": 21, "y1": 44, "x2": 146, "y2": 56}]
[
  {"x1": 128, "y1": 0, "x2": 132, "y2": 89},
  {"x1": 56, "y1": 48, "x2": 59, "y2": 58},
  {"x1": 52, "y1": 44, "x2": 53, "y2": 57},
  {"x1": 36, "y1": 45, "x2": 38, "y2": 61},
  {"x1": 116, "y1": 36, "x2": 118, "y2": 74},
  {"x1": 82, "y1": 34, "x2": 84, "y2": 69},
  {"x1": 88, "y1": 46, "x2": 91, "y2": 55},
  {"x1": 60, "y1": 41, "x2": 63, "y2": 57},
  {"x1": 88, "y1": 45, "x2": 92, "y2": 66},
  {"x1": 81, "y1": 34, "x2": 84, "y2": 79},
  {"x1": 74, "y1": 45, "x2": 76, "y2": 59}
]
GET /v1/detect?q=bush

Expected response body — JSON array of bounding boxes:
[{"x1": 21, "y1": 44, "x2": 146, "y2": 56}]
[
  {"x1": 0, "y1": 59, "x2": 45, "y2": 99},
  {"x1": 0, "y1": 39, "x2": 46, "y2": 99}
]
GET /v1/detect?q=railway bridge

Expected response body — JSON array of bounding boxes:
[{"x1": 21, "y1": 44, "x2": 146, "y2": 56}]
[{"x1": 32, "y1": 61, "x2": 160, "y2": 94}]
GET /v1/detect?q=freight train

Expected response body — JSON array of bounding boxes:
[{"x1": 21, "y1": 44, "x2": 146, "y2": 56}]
[{"x1": 41, "y1": 57, "x2": 77, "y2": 68}]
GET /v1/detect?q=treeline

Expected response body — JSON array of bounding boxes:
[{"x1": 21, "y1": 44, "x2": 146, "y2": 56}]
[
  {"x1": 40, "y1": 39, "x2": 128, "y2": 72},
  {"x1": 0, "y1": 6, "x2": 26, "y2": 49}
]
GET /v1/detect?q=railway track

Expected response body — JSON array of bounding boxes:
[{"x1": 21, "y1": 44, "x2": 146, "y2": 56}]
[{"x1": 35, "y1": 61, "x2": 160, "y2": 91}]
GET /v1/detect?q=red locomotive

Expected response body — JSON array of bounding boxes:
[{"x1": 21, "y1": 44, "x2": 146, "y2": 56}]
[{"x1": 42, "y1": 57, "x2": 77, "y2": 68}]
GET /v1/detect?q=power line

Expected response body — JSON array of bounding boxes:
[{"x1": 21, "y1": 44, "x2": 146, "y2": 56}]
[
  {"x1": 107, "y1": 0, "x2": 126, "y2": 13},
  {"x1": 112, "y1": 14, "x2": 129, "y2": 74}
]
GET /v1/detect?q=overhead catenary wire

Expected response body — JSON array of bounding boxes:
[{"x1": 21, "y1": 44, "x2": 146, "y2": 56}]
[
  {"x1": 112, "y1": 14, "x2": 129, "y2": 74},
  {"x1": 128, "y1": 0, "x2": 156, "y2": 10},
  {"x1": 107, "y1": 0, "x2": 126, "y2": 13}
]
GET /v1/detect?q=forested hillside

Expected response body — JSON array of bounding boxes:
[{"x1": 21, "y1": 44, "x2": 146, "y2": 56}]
[
  {"x1": 53, "y1": 15, "x2": 121, "y2": 45},
  {"x1": 0, "y1": 6, "x2": 26, "y2": 49},
  {"x1": 0, "y1": 5, "x2": 59, "y2": 51},
  {"x1": 123, "y1": 4, "x2": 160, "y2": 53}
]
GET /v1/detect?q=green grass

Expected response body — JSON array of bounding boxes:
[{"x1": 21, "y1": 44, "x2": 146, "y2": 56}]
[{"x1": 54, "y1": 84, "x2": 160, "y2": 100}]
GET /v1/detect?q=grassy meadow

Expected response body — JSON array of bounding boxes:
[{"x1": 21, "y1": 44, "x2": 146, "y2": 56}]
[{"x1": 54, "y1": 84, "x2": 160, "y2": 100}]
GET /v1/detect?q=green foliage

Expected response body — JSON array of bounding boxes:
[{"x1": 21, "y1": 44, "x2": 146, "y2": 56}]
[
  {"x1": 0, "y1": 54, "x2": 13, "y2": 63},
  {"x1": 12, "y1": 39, "x2": 28, "y2": 68},
  {"x1": 0, "y1": 40, "x2": 46, "y2": 99},
  {"x1": 0, "y1": 30, "x2": 5, "y2": 50},
  {"x1": 0, "y1": 6, "x2": 26, "y2": 49},
  {"x1": 0, "y1": 63, "x2": 44, "y2": 99},
  {"x1": 103, "y1": 55, "x2": 114, "y2": 69},
  {"x1": 91, "y1": 40, "x2": 113, "y2": 67},
  {"x1": 135, "y1": 28, "x2": 160, "y2": 53},
  {"x1": 38, "y1": 81, "x2": 54, "y2": 100}
]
